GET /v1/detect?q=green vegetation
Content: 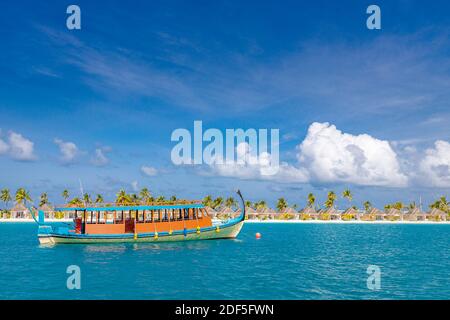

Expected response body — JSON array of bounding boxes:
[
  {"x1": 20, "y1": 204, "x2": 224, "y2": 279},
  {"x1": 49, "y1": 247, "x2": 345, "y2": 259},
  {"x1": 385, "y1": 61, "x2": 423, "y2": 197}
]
[{"x1": 0, "y1": 187, "x2": 448, "y2": 223}]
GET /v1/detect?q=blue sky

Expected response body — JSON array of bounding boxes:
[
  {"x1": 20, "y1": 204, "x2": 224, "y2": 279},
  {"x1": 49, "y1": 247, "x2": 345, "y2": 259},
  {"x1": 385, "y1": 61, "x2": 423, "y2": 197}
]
[{"x1": 0, "y1": 0, "x2": 449, "y2": 209}]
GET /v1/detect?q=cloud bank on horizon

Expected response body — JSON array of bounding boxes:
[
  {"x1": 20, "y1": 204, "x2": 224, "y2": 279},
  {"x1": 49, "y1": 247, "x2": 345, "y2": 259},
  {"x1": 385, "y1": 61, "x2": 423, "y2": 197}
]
[{"x1": 208, "y1": 122, "x2": 449, "y2": 188}]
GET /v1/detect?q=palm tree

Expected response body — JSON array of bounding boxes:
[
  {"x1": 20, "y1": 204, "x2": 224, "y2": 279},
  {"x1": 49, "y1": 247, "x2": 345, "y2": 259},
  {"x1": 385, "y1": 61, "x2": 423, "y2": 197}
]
[
  {"x1": 1, "y1": 188, "x2": 12, "y2": 210},
  {"x1": 95, "y1": 194, "x2": 104, "y2": 204},
  {"x1": 202, "y1": 195, "x2": 213, "y2": 207},
  {"x1": 62, "y1": 189, "x2": 70, "y2": 203},
  {"x1": 363, "y1": 201, "x2": 372, "y2": 212},
  {"x1": 129, "y1": 193, "x2": 140, "y2": 204},
  {"x1": 170, "y1": 195, "x2": 177, "y2": 202},
  {"x1": 276, "y1": 198, "x2": 288, "y2": 212},
  {"x1": 15, "y1": 188, "x2": 32, "y2": 205},
  {"x1": 212, "y1": 197, "x2": 223, "y2": 209},
  {"x1": 342, "y1": 189, "x2": 352, "y2": 207},
  {"x1": 69, "y1": 197, "x2": 83, "y2": 206},
  {"x1": 39, "y1": 193, "x2": 49, "y2": 207},
  {"x1": 393, "y1": 202, "x2": 404, "y2": 210},
  {"x1": 139, "y1": 188, "x2": 153, "y2": 204},
  {"x1": 324, "y1": 191, "x2": 337, "y2": 209},
  {"x1": 116, "y1": 189, "x2": 130, "y2": 205},
  {"x1": 244, "y1": 200, "x2": 252, "y2": 208},
  {"x1": 408, "y1": 202, "x2": 416, "y2": 210},
  {"x1": 225, "y1": 197, "x2": 237, "y2": 209},
  {"x1": 156, "y1": 195, "x2": 165, "y2": 203},
  {"x1": 255, "y1": 200, "x2": 267, "y2": 211},
  {"x1": 430, "y1": 196, "x2": 449, "y2": 213},
  {"x1": 83, "y1": 193, "x2": 92, "y2": 205},
  {"x1": 307, "y1": 193, "x2": 315, "y2": 208}
]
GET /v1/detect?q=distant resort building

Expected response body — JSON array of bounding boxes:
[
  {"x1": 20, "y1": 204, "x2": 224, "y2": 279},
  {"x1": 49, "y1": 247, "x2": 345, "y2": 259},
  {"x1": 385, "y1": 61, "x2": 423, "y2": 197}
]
[
  {"x1": 283, "y1": 207, "x2": 298, "y2": 220},
  {"x1": 427, "y1": 208, "x2": 447, "y2": 221},
  {"x1": 10, "y1": 203, "x2": 30, "y2": 219},
  {"x1": 342, "y1": 207, "x2": 358, "y2": 221},
  {"x1": 385, "y1": 208, "x2": 402, "y2": 221},
  {"x1": 372, "y1": 208, "x2": 386, "y2": 221},
  {"x1": 204, "y1": 206, "x2": 217, "y2": 219},
  {"x1": 404, "y1": 207, "x2": 427, "y2": 221},
  {"x1": 256, "y1": 207, "x2": 274, "y2": 220},
  {"x1": 300, "y1": 207, "x2": 318, "y2": 220},
  {"x1": 245, "y1": 206, "x2": 258, "y2": 220},
  {"x1": 39, "y1": 203, "x2": 54, "y2": 219},
  {"x1": 318, "y1": 207, "x2": 340, "y2": 220},
  {"x1": 216, "y1": 206, "x2": 240, "y2": 219}
]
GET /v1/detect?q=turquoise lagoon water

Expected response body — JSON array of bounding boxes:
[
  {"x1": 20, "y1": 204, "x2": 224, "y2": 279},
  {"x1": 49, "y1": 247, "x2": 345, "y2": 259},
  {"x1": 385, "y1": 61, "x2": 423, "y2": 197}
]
[{"x1": 0, "y1": 222, "x2": 449, "y2": 300}]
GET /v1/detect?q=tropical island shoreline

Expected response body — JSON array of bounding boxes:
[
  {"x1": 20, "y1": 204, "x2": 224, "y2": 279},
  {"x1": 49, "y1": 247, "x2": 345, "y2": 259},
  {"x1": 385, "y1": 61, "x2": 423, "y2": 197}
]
[{"x1": 2, "y1": 218, "x2": 450, "y2": 225}]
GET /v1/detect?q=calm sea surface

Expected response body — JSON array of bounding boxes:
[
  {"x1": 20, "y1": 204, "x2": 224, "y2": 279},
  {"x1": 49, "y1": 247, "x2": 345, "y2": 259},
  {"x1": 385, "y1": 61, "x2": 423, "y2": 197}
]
[{"x1": 0, "y1": 222, "x2": 449, "y2": 299}]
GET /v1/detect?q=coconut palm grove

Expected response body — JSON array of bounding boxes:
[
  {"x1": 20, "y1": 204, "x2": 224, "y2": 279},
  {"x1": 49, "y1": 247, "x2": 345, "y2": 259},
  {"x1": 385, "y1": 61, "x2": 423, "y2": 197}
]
[{"x1": 1, "y1": 187, "x2": 448, "y2": 221}]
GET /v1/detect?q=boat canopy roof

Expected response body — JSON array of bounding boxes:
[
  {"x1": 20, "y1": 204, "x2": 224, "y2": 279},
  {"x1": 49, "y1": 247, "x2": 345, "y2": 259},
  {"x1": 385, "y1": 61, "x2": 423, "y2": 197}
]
[{"x1": 54, "y1": 203, "x2": 204, "y2": 212}]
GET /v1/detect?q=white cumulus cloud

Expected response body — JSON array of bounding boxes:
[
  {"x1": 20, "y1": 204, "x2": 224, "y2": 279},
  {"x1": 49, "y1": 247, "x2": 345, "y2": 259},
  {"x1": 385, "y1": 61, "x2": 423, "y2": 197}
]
[
  {"x1": 209, "y1": 142, "x2": 309, "y2": 182},
  {"x1": 419, "y1": 140, "x2": 450, "y2": 187},
  {"x1": 54, "y1": 138, "x2": 79, "y2": 163},
  {"x1": 206, "y1": 122, "x2": 408, "y2": 187},
  {"x1": 6, "y1": 131, "x2": 36, "y2": 161},
  {"x1": 91, "y1": 148, "x2": 110, "y2": 166},
  {"x1": 297, "y1": 122, "x2": 408, "y2": 187},
  {"x1": 141, "y1": 165, "x2": 158, "y2": 177},
  {"x1": 0, "y1": 137, "x2": 9, "y2": 155}
]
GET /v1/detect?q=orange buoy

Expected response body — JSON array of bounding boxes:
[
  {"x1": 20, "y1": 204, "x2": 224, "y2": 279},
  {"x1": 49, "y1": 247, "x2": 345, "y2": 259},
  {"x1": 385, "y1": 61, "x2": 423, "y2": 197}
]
[{"x1": 255, "y1": 232, "x2": 261, "y2": 239}]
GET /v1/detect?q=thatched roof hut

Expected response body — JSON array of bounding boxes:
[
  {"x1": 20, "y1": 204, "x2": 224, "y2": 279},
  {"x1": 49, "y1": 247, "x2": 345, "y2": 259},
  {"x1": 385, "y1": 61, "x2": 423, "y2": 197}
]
[
  {"x1": 301, "y1": 206, "x2": 319, "y2": 220},
  {"x1": 11, "y1": 203, "x2": 30, "y2": 218},
  {"x1": 245, "y1": 206, "x2": 258, "y2": 219},
  {"x1": 216, "y1": 206, "x2": 235, "y2": 219},
  {"x1": 39, "y1": 203, "x2": 54, "y2": 212},
  {"x1": 319, "y1": 207, "x2": 338, "y2": 220},
  {"x1": 257, "y1": 207, "x2": 275, "y2": 219},
  {"x1": 302, "y1": 206, "x2": 317, "y2": 214},
  {"x1": 341, "y1": 207, "x2": 358, "y2": 220},
  {"x1": 203, "y1": 206, "x2": 217, "y2": 218},
  {"x1": 284, "y1": 207, "x2": 297, "y2": 214},
  {"x1": 385, "y1": 208, "x2": 402, "y2": 221},
  {"x1": 404, "y1": 207, "x2": 427, "y2": 221},
  {"x1": 427, "y1": 208, "x2": 448, "y2": 221},
  {"x1": 368, "y1": 207, "x2": 385, "y2": 221}
]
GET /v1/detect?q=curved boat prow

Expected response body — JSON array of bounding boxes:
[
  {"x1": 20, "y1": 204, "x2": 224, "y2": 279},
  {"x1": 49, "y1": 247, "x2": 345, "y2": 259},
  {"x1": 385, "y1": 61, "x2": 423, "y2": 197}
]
[
  {"x1": 213, "y1": 189, "x2": 246, "y2": 239},
  {"x1": 27, "y1": 206, "x2": 41, "y2": 225},
  {"x1": 235, "y1": 189, "x2": 246, "y2": 223}
]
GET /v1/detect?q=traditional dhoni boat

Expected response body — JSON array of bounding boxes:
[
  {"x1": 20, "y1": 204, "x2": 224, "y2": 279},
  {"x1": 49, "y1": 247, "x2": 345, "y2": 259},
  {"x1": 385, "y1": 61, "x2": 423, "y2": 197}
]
[{"x1": 32, "y1": 191, "x2": 246, "y2": 245}]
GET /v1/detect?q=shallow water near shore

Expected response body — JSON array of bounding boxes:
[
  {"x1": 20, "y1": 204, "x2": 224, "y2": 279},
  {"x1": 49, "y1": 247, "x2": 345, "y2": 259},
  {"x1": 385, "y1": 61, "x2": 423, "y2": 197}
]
[{"x1": 0, "y1": 222, "x2": 449, "y2": 299}]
